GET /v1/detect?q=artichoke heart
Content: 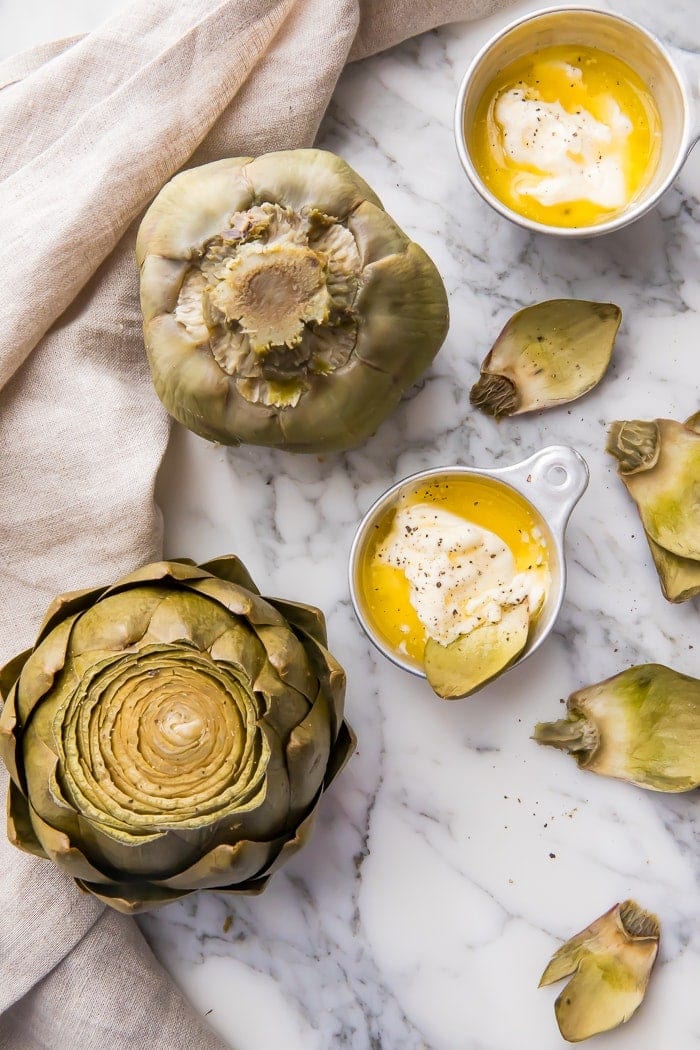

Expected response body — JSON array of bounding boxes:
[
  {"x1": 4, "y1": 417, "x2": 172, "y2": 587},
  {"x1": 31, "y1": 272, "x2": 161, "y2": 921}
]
[
  {"x1": 540, "y1": 900, "x2": 660, "y2": 1043},
  {"x1": 607, "y1": 413, "x2": 700, "y2": 602},
  {"x1": 470, "y1": 299, "x2": 621, "y2": 418},
  {"x1": 534, "y1": 663, "x2": 700, "y2": 791},
  {"x1": 137, "y1": 149, "x2": 449, "y2": 452},
  {"x1": 0, "y1": 556, "x2": 355, "y2": 914}
]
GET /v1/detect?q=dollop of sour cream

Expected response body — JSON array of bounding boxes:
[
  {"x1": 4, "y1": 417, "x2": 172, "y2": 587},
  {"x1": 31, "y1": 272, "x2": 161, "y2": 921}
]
[
  {"x1": 495, "y1": 78, "x2": 633, "y2": 209},
  {"x1": 376, "y1": 504, "x2": 547, "y2": 646}
]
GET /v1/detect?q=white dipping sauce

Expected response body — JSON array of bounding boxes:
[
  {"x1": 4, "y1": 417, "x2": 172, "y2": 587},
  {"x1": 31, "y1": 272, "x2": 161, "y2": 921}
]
[
  {"x1": 494, "y1": 75, "x2": 633, "y2": 209},
  {"x1": 376, "y1": 504, "x2": 547, "y2": 646}
]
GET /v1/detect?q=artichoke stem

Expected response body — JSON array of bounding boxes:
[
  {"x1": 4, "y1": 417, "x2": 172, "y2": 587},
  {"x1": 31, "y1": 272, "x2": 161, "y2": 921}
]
[
  {"x1": 533, "y1": 715, "x2": 597, "y2": 758},
  {"x1": 469, "y1": 373, "x2": 519, "y2": 418}
]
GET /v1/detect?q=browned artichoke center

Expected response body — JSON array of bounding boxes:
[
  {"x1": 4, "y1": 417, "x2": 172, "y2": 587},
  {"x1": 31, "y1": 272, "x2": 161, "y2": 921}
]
[{"x1": 175, "y1": 202, "x2": 362, "y2": 408}]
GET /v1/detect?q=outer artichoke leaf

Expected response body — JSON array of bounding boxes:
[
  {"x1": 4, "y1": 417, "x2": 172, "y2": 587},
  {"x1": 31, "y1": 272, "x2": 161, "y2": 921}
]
[
  {"x1": 35, "y1": 586, "x2": 108, "y2": 643},
  {"x1": 471, "y1": 299, "x2": 620, "y2": 418},
  {"x1": 254, "y1": 662, "x2": 310, "y2": 737},
  {"x1": 0, "y1": 683, "x2": 21, "y2": 786},
  {"x1": 285, "y1": 690, "x2": 332, "y2": 817},
  {"x1": 104, "y1": 558, "x2": 212, "y2": 594},
  {"x1": 135, "y1": 157, "x2": 255, "y2": 264},
  {"x1": 7, "y1": 780, "x2": 47, "y2": 859},
  {"x1": 187, "y1": 577, "x2": 285, "y2": 626},
  {"x1": 209, "y1": 622, "x2": 267, "y2": 681},
  {"x1": 0, "y1": 648, "x2": 31, "y2": 701},
  {"x1": 263, "y1": 800, "x2": 319, "y2": 877},
  {"x1": 264, "y1": 598, "x2": 328, "y2": 647},
  {"x1": 22, "y1": 717, "x2": 83, "y2": 835},
  {"x1": 354, "y1": 242, "x2": 450, "y2": 378},
  {"x1": 200, "y1": 555, "x2": 261, "y2": 595},
  {"x1": 424, "y1": 602, "x2": 530, "y2": 700},
  {"x1": 156, "y1": 838, "x2": 274, "y2": 892},
  {"x1": 144, "y1": 589, "x2": 237, "y2": 650},
  {"x1": 244, "y1": 148, "x2": 383, "y2": 219},
  {"x1": 139, "y1": 255, "x2": 188, "y2": 324},
  {"x1": 76, "y1": 878, "x2": 190, "y2": 915},
  {"x1": 15, "y1": 614, "x2": 80, "y2": 724},
  {"x1": 27, "y1": 804, "x2": 115, "y2": 883},
  {"x1": 608, "y1": 418, "x2": 700, "y2": 561},
  {"x1": 295, "y1": 633, "x2": 347, "y2": 738},
  {"x1": 253, "y1": 623, "x2": 316, "y2": 699},
  {"x1": 278, "y1": 358, "x2": 398, "y2": 452},
  {"x1": 74, "y1": 815, "x2": 205, "y2": 881},
  {"x1": 347, "y1": 199, "x2": 409, "y2": 266},
  {"x1": 66, "y1": 588, "x2": 171, "y2": 660},
  {"x1": 646, "y1": 533, "x2": 700, "y2": 603},
  {"x1": 324, "y1": 720, "x2": 357, "y2": 788}
]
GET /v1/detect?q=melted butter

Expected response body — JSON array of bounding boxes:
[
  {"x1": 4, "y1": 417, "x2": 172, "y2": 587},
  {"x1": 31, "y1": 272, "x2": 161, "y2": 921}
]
[
  {"x1": 359, "y1": 475, "x2": 551, "y2": 665},
  {"x1": 468, "y1": 45, "x2": 661, "y2": 228}
]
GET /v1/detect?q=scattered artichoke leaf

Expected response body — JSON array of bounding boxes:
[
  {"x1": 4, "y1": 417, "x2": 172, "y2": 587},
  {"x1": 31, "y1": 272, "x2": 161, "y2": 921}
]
[
  {"x1": 533, "y1": 663, "x2": 700, "y2": 791},
  {"x1": 540, "y1": 900, "x2": 660, "y2": 1043},
  {"x1": 424, "y1": 601, "x2": 529, "y2": 700},
  {"x1": 470, "y1": 299, "x2": 621, "y2": 419},
  {"x1": 606, "y1": 415, "x2": 700, "y2": 601}
]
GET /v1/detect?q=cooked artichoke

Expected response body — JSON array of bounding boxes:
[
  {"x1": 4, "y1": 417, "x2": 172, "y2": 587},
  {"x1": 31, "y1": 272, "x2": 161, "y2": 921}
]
[
  {"x1": 137, "y1": 149, "x2": 449, "y2": 452},
  {"x1": 470, "y1": 300, "x2": 621, "y2": 418},
  {"x1": 0, "y1": 556, "x2": 354, "y2": 913},
  {"x1": 607, "y1": 413, "x2": 700, "y2": 602},
  {"x1": 540, "y1": 900, "x2": 660, "y2": 1043},
  {"x1": 534, "y1": 663, "x2": 700, "y2": 791}
]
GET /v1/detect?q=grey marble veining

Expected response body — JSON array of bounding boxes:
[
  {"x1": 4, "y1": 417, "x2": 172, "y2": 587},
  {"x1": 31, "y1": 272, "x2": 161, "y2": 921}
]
[{"x1": 3, "y1": 0, "x2": 699, "y2": 1047}]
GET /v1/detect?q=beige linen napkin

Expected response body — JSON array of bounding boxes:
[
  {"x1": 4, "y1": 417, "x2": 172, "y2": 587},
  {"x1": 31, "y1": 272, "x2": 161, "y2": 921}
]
[{"x1": 0, "y1": 0, "x2": 509, "y2": 1045}]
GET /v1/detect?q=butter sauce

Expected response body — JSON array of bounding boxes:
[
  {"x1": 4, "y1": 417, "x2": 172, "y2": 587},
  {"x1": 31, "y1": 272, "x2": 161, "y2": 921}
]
[
  {"x1": 469, "y1": 45, "x2": 661, "y2": 228},
  {"x1": 359, "y1": 475, "x2": 551, "y2": 666}
]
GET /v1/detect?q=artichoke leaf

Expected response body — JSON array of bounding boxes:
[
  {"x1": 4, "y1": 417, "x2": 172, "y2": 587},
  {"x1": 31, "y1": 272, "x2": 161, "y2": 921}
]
[
  {"x1": 540, "y1": 900, "x2": 659, "y2": 1043},
  {"x1": 7, "y1": 781, "x2": 47, "y2": 859},
  {"x1": 424, "y1": 601, "x2": 530, "y2": 700},
  {"x1": 606, "y1": 417, "x2": 700, "y2": 563},
  {"x1": 155, "y1": 837, "x2": 275, "y2": 892},
  {"x1": 470, "y1": 299, "x2": 621, "y2": 418},
  {"x1": 646, "y1": 534, "x2": 700, "y2": 604},
  {"x1": 0, "y1": 649, "x2": 31, "y2": 701},
  {"x1": 265, "y1": 597, "x2": 328, "y2": 647},
  {"x1": 77, "y1": 878, "x2": 191, "y2": 915},
  {"x1": 244, "y1": 148, "x2": 383, "y2": 218},
  {"x1": 199, "y1": 554, "x2": 261, "y2": 594},
  {"x1": 534, "y1": 663, "x2": 700, "y2": 791}
]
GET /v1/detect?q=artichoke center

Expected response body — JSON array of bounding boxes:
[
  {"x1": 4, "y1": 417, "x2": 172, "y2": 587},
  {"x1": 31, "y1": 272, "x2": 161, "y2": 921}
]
[
  {"x1": 206, "y1": 243, "x2": 332, "y2": 354},
  {"x1": 159, "y1": 704, "x2": 206, "y2": 747},
  {"x1": 173, "y1": 202, "x2": 362, "y2": 408}
]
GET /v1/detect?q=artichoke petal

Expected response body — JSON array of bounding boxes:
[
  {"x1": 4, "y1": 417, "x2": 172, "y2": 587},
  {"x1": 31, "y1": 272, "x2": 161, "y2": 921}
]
[
  {"x1": 540, "y1": 900, "x2": 659, "y2": 1043},
  {"x1": 471, "y1": 300, "x2": 621, "y2": 418},
  {"x1": 534, "y1": 663, "x2": 700, "y2": 791},
  {"x1": 7, "y1": 781, "x2": 47, "y2": 859},
  {"x1": 607, "y1": 416, "x2": 700, "y2": 563},
  {"x1": 76, "y1": 879, "x2": 191, "y2": 915}
]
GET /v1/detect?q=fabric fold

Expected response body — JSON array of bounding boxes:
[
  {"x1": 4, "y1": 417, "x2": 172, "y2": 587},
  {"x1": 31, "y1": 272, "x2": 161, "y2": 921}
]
[{"x1": 0, "y1": 0, "x2": 510, "y2": 1045}]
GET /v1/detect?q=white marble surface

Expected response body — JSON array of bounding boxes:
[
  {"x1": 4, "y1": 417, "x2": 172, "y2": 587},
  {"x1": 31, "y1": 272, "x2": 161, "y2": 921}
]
[{"x1": 4, "y1": 1, "x2": 699, "y2": 1048}]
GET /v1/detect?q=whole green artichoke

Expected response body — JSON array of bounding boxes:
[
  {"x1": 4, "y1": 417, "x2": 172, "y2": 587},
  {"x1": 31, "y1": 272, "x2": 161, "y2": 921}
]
[
  {"x1": 136, "y1": 148, "x2": 449, "y2": 452},
  {"x1": 0, "y1": 557, "x2": 354, "y2": 914}
]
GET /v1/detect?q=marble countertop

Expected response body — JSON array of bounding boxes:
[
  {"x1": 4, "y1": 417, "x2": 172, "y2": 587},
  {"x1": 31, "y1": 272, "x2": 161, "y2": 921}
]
[{"x1": 4, "y1": 1, "x2": 699, "y2": 1047}]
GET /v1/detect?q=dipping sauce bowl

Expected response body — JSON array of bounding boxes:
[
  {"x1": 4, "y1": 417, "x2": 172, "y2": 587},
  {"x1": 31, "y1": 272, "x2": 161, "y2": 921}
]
[
  {"x1": 349, "y1": 446, "x2": 589, "y2": 694},
  {"x1": 454, "y1": 5, "x2": 700, "y2": 236}
]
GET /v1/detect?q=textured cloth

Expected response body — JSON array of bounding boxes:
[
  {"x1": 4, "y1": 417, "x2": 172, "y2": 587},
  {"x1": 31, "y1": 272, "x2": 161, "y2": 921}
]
[{"x1": 0, "y1": 1, "x2": 509, "y2": 1046}]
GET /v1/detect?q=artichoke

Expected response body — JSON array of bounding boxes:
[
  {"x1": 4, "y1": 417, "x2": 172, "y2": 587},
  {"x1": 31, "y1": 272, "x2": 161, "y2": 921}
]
[
  {"x1": 137, "y1": 149, "x2": 449, "y2": 452},
  {"x1": 607, "y1": 412, "x2": 700, "y2": 602},
  {"x1": 470, "y1": 300, "x2": 621, "y2": 418},
  {"x1": 540, "y1": 900, "x2": 660, "y2": 1043},
  {"x1": 534, "y1": 663, "x2": 700, "y2": 791},
  {"x1": 0, "y1": 557, "x2": 354, "y2": 913}
]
